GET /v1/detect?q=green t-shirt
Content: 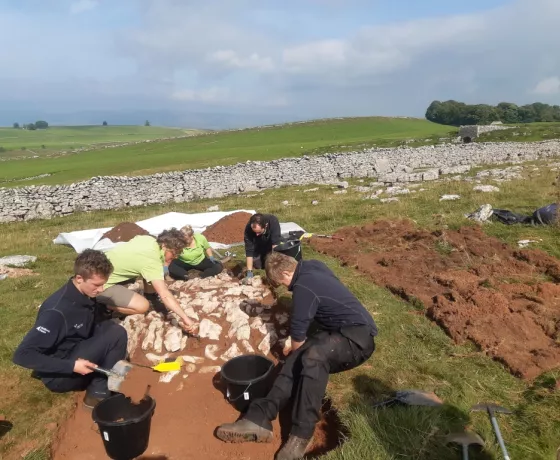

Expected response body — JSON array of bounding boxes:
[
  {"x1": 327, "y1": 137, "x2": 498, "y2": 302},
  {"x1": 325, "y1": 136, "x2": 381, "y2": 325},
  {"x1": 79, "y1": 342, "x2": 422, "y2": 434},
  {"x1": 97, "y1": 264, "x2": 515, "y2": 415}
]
[
  {"x1": 178, "y1": 233, "x2": 210, "y2": 266},
  {"x1": 105, "y1": 235, "x2": 165, "y2": 287}
]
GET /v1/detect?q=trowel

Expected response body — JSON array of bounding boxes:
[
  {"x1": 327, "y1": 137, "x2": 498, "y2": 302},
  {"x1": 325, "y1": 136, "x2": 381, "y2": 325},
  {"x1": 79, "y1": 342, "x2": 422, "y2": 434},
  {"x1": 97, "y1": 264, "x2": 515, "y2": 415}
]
[{"x1": 90, "y1": 357, "x2": 183, "y2": 392}]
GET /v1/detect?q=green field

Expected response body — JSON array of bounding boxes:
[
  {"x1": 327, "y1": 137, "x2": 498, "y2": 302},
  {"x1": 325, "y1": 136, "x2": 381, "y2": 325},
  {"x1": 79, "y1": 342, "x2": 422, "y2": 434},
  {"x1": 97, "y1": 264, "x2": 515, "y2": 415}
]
[
  {"x1": 477, "y1": 121, "x2": 560, "y2": 143},
  {"x1": 0, "y1": 118, "x2": 455, "y2": 187},
  {"x1": 1, "y1": 157, "x2": 559, "y2": 459},
  {"x1": 0, "y1": 125, "x2": 199, "y2": 154}
]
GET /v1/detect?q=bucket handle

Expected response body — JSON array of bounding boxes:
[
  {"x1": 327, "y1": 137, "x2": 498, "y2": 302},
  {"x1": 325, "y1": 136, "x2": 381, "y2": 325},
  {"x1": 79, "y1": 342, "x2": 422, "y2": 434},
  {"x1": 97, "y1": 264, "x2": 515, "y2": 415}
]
[{"x1": 226, "y1": 382, "x2": 253, "y2": 403}]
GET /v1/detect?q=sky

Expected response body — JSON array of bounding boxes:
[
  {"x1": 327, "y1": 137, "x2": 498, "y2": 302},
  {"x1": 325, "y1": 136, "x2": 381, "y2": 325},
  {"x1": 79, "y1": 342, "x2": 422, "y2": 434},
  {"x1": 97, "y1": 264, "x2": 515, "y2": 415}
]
[{"x1": 0, "y1": 0, "x2": 559, "y2": 128}]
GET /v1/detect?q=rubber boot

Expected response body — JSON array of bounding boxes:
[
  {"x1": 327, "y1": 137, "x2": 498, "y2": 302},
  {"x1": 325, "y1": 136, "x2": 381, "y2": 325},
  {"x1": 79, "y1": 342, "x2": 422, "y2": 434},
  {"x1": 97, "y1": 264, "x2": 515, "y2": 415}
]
[
  {"x1": 216, "y1": 419, "x2": 273, "y2": 443},
  {"x1": 275, "y1": 435, "x2": 312, "y2": 460}
]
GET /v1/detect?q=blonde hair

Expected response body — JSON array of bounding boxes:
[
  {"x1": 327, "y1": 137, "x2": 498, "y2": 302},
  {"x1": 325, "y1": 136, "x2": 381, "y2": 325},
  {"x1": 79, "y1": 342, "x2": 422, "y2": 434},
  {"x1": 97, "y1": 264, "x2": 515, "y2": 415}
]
[
  {"x1": 180, "y1": 225, "x2": 194, "y2": 240},
  {"x1": 265, "y1": 252, "x2": 298, "y2": 285}
]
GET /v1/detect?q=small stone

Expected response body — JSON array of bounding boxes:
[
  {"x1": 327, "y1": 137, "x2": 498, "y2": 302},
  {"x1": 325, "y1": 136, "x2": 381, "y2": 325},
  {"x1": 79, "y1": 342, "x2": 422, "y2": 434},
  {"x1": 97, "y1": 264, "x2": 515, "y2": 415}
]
[
  {"x1": 333, "y1": 190, "x2": 347, "y2": 195},
  {"x1": 337, "y1": 181, "x2": 349, "y2": 189},
  {"x1": 281, "y1": 200, "x2": 289, "y2": 206},
  {"x1": 380, "y1": 197, "x2": 399, "y2": 203},
  {"x1": 199, "y1": 366, "x2": 221, "y2": 374},
  {"x1": 207, "y1": 205, "x2": 220, "y2": 211},
  {"x1": 473, "y1": 185, "x2": 500, "y2": 193},
  {"x1": 312, "y1": 200, "x2": 319, "y2": 205},
  {"x1": 159, "y1": 370, "x2": 180, "y2": 383},
  {"x1": 205, "y1": 344, "x2": 220, "y2": 361},
  {"x1": 440, "y1": 194, "x2": 461, "y2": 201},
  {"x1": 0, "y1": 255, "x2": 37, "y2": 267}
]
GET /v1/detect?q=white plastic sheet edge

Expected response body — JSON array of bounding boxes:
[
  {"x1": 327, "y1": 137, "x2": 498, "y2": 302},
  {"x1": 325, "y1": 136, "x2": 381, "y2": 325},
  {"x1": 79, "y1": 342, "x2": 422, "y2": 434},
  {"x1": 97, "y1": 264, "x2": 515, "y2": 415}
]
[{"x1": 53, "y1": 210, "x2": 306, "y2": 253}]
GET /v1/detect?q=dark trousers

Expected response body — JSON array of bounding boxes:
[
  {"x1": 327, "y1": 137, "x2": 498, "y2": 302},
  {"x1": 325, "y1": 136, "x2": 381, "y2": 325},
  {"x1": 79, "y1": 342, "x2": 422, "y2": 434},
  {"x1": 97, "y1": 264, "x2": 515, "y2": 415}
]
[
  {"x1": 169, "y1": 257, "x2": 223, "y2": 279},
  {"x1": 41, "y1": 320, "x2": 127, "y2": 396},
  {"x1": 251, "y1": 251, "x2": 269, "y2": 270},
  {"x1": 244, "y1": 326, "x2": 375, "y2": 439}
]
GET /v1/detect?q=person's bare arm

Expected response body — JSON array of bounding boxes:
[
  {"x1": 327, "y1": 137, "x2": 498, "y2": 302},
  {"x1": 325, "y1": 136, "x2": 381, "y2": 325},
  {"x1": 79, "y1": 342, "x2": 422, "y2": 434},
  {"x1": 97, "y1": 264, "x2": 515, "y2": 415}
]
[
  {"x1": 205, "y1": 247, "x2": 213, "y2": 258},
  {"x1": 246, "y1": 256, "x2": 254, "y2": 271},
  {"x1": 151, "y1": 280, "x2": 197, "y2": 333}
]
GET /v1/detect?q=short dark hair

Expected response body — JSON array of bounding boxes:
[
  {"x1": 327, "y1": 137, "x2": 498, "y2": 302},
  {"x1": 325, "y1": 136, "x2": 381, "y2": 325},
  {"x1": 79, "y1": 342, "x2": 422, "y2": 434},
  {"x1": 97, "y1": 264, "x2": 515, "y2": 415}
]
[
  {"x1": 157, "y1": 228, "x2": 188, "y2": 254},
  {"x1": 265, "y1": 252, "x2": 298, "y2": 286},
  {"x1": 74, "y1": 249, "x2": 113, "y2": 279},
  {"x1": 249, "y1": 213, "x2": 267, "y2": 227}
]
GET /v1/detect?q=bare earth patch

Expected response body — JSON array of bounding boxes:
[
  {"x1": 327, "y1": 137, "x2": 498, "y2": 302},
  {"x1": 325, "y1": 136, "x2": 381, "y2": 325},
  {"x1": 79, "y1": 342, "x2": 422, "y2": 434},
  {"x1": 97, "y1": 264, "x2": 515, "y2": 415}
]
[
  {"x1": 53, "y1": 273, "x2": 342, "y2": 459},
  {"x1": 311, "y1": 219, "x2": 560, "y2": 380}
]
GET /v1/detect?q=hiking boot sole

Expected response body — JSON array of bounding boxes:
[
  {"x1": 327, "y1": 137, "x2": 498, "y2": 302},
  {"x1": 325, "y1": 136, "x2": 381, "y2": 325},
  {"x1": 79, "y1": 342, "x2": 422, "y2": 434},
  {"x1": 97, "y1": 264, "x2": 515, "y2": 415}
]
[{"x1": 216, "y1": 427, "x2": 273, "y2": 443}]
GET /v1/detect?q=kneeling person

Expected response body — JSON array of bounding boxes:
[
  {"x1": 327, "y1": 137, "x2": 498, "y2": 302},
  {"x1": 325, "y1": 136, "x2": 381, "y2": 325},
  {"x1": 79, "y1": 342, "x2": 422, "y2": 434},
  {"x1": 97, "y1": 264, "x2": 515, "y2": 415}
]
[
  {"x1": 243, "y1": 213, "x2": 282, "y2": 283},
  {"x1": 217, "y1": 252, "x2": 378, "y2": 460},
  {"x1": 12, "y1": 250, "x2": 128, "y2": 409},
  {"x1": 97, "y1": 229, "x2": 196, "y2": 333},
  {"x1": 168, "y1": 225, "x2": 222, "y2": 280}
]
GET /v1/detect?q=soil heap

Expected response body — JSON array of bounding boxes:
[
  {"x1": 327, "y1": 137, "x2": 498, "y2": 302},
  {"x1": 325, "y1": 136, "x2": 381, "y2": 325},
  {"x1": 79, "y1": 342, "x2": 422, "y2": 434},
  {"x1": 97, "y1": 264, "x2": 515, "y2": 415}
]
[
  {"x1": 102, "y1": 222, "x2": 150, "y2": 243},
  {"x1": 311, "y1": 219, "x2": 560, "y2": 380},
  {"x1": 202, "y1": 212, "x2": 252, "y2": 244}
]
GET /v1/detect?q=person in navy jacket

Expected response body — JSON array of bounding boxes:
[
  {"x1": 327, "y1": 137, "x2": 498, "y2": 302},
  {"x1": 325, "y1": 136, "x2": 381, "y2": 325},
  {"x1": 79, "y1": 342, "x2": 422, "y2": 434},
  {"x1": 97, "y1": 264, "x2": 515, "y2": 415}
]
[
  {"x1": 13, "y1": 250, "x2": 127, "y2": 409},
  {"x1": 217, "y1": 252, "x2": 377, "y2": 460}
]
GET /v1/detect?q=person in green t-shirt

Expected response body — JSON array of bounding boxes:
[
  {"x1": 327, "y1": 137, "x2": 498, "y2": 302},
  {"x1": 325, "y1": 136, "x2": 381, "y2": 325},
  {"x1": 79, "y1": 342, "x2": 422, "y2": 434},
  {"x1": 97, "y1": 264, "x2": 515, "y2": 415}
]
[
  {"x1": 96, "y1": 229, "x2": 197, "y2": 334},
  {"x1": 168, "y1": 225, "x2": 223, "y2": 280}
]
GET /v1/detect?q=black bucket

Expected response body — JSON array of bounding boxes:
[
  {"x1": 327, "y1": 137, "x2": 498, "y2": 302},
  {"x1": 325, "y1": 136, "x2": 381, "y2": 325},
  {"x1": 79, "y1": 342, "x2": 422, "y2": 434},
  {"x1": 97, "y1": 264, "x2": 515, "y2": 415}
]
[
  {"x1": 92, "y1": 394, "x2": 156, "y2": 460},
  {"x1": 273, "y1": 239, "x2": 302, "y2": 261},
  {"x1": 221, "y1": 355, "x2": 275, "y2": 413}
]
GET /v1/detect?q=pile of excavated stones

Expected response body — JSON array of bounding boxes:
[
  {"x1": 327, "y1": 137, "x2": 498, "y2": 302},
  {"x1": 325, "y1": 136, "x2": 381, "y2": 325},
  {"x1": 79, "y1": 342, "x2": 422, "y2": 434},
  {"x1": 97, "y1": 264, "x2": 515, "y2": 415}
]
[{"x1": 120, "y1": 273, "x2": 290, "y2": 384}]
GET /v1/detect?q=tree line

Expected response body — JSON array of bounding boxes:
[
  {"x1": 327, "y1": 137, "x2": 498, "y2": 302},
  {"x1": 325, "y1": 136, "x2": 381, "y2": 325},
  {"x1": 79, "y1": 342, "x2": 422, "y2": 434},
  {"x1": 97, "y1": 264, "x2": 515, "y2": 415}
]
[
  {"x1": 13, "y1": 121, "x2": 49, "y2": 130},
  {"x1": 425, "y1": 100, "x2": 560, "y2": 126}
]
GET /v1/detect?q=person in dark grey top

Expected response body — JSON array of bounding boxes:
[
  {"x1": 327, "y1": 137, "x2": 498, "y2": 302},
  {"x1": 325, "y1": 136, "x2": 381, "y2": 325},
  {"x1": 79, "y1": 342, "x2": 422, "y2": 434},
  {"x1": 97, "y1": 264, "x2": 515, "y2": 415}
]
[
  {"x1": 217, "y1": 252, "x2": 377, "y2": 460},
  {"x1": 243, "y1": 213, "x2": 282, "y2": 284},
  {"x1": 12, "y1": 250, "x2": 127, "y2": 410}
]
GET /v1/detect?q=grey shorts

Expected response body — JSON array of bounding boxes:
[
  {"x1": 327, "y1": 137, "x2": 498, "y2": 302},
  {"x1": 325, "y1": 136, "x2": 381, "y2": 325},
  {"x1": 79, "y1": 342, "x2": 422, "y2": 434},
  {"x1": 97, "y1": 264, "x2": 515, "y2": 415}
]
[{"x1": 97, "y1": 284, "x2": 136, "y2": 307}]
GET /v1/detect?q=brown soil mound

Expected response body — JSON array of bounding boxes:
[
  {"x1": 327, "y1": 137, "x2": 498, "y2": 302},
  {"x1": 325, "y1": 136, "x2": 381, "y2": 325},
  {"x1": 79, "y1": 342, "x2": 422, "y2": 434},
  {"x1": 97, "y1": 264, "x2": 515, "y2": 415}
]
[
  {"x1": 310, "y1": 219, "x2": 560, "y2": 380},
  {"x1": 102, "y1": 222, "x2": 150, "y2": 243},
  {"x1": 203, "y1": 212, "x2": 252, "y2": 244}
]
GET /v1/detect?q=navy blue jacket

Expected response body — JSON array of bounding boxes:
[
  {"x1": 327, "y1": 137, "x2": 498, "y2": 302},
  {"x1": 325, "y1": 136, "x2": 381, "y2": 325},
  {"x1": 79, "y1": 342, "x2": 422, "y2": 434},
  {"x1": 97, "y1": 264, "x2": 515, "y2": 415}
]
[
  {"x1": 13, "y1": 280, "x2": 97, "y2": 375},
  {"x1": 288, "y1": 260, "x2": 378, "y2": 342}
]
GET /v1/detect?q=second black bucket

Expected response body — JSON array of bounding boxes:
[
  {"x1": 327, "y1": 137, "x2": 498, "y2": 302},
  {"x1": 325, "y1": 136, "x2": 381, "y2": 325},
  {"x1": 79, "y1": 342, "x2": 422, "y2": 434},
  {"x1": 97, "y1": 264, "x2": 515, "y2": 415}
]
[
  {"x1": 273, "y1": 239, "x2": 302, "y2": 261},
  {"x1": 221, "y1": 355, "x2": 275, "y2": 413},
  {"x1": 92, "y1": 394, "x2": 156, "y2": 460}
]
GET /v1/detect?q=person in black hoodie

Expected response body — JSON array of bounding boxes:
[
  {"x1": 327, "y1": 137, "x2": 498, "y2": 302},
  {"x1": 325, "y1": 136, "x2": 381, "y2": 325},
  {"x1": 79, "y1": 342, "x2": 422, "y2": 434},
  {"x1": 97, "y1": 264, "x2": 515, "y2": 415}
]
[
  {"x1": 243, "y1": 213, "x2": 282, "y2": 284},
  {"x1": 13, "y1": 250, "x2": 127, "y2": 409},
  {"x1": 217, "y1": 252, "x2": 377, "y2": 460}
]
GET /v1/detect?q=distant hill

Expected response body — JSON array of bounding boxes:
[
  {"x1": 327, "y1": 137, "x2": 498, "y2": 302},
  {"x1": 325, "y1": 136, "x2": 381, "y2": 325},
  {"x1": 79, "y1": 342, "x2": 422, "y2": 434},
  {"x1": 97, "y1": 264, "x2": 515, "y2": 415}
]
[{"x1": 0, "y1": 117, "x2": 454, "y2": 187}]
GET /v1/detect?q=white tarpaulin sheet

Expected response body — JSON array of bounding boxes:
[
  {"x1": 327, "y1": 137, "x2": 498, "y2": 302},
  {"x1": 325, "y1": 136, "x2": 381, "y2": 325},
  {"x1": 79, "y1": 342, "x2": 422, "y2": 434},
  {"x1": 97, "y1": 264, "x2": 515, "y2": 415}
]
[{"x1": 53, "y1": 210, "x2": 306, "y2": 253}]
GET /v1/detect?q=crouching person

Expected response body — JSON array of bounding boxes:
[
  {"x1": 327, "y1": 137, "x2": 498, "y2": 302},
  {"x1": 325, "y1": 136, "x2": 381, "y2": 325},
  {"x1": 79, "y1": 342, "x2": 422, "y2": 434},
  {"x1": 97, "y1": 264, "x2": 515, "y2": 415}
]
[
  {"x1": 12, "y1": 250, "x2": 127, "y2": 409},
  {"x1": 216, "y1": 252, "x2": 378, "y2": 460},
  {"x1": 168, "y1": 225, "x2": 223, "y2": 280},
  {"x1": 97, "y1": 229, "x2": 197, "y2": 333}
]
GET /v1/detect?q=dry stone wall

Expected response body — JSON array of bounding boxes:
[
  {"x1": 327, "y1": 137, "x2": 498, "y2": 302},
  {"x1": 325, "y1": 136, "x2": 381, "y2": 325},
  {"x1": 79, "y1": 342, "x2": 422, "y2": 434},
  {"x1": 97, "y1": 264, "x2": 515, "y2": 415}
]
[{"x1": 1, "y1": 140, "x2": 560, "y2": 223}]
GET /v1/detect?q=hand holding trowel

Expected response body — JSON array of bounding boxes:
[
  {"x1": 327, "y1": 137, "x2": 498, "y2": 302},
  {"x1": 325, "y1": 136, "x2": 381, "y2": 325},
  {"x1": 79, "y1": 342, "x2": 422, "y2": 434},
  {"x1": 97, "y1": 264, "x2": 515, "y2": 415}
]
[{"x1": 89, "y1": 357, "x2": 183, "y2": 392}]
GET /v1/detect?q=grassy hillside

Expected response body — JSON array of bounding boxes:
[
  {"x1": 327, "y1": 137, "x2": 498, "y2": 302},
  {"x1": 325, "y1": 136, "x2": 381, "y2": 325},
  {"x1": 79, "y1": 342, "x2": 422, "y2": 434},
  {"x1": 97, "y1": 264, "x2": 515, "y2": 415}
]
[
  {"x1": 476, "y1": 122, "x2": 560, "y2": 143},
  {"x1": 1, "y1": 159, "x2": 559, "y2": 459},
  {"x1": 0, "y1": 125, "x2": 199, "y2": 154},
  {"x1": 0, "y1": 118, "x2": 455, "y2": 187}
]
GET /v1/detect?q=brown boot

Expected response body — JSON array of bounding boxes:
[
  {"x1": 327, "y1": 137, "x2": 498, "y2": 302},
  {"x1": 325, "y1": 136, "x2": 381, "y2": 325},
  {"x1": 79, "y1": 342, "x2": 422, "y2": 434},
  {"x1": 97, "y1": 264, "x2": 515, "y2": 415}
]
[
  {"x1": 216, "y1": 419, "x2": 273, "y2": 443},
  {"x1": 275, "y1": 435, "x2": 312, "y2": 460}
]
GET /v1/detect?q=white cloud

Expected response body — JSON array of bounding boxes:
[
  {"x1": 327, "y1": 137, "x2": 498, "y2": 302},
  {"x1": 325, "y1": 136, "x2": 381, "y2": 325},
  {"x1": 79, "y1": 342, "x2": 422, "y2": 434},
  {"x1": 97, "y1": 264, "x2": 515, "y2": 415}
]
[
  {"x1": 207, "y1": 50, "x2": 274, "y2": 72},
  {"x1": 70, "y1": 0, "x2": 99, "y2": 14},
  {"x1": 2, "y1": 0, "x2": 560, "y2": 127},
  {"x1": 532, "y1": 77, "x2": 560, "y2": 95},
  {"x1": 172, "y1": 87, "x2": 231, "y2": 103}
]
